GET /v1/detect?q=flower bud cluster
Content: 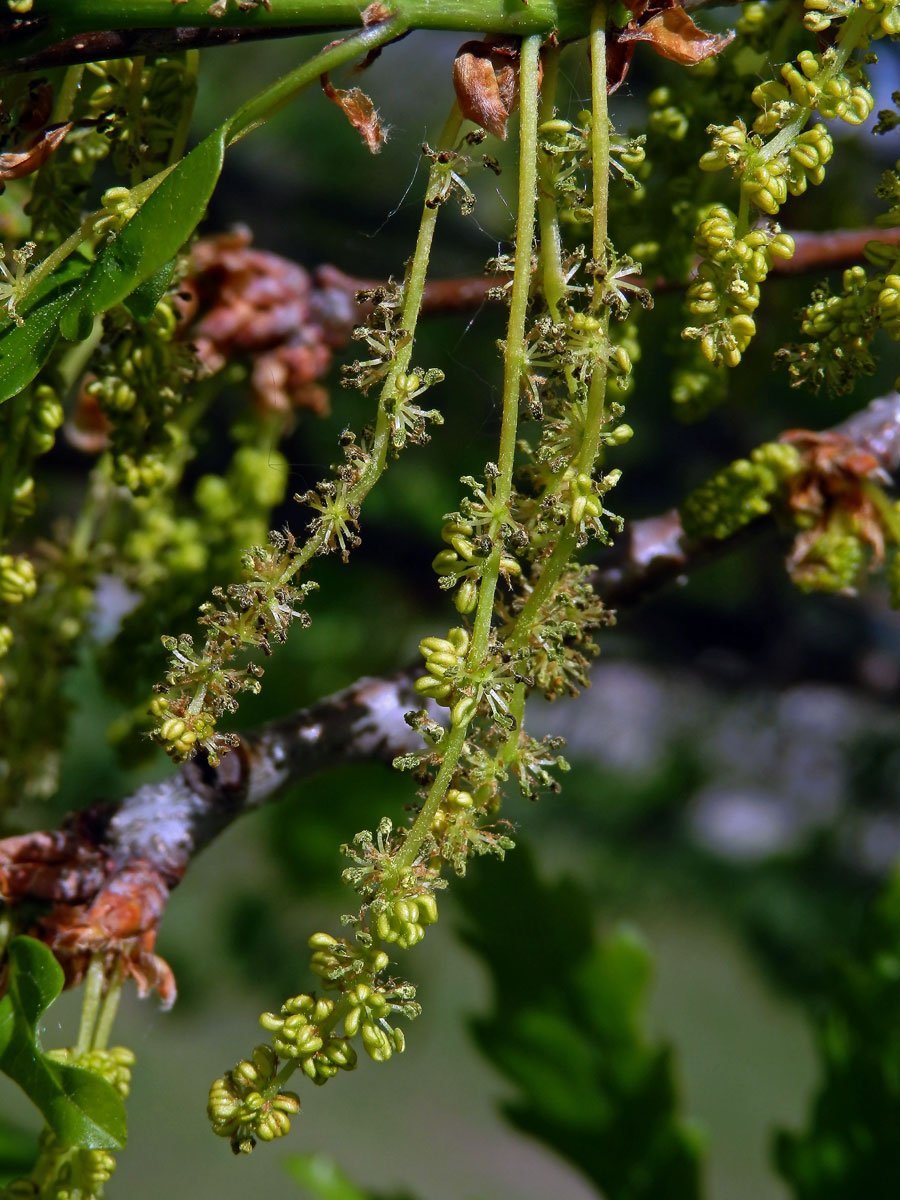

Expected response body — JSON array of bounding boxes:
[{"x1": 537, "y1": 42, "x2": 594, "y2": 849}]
[
  {"x1": 683, "y1": 206, "x2": 795, "y2": 368},
  {"x1": 681, "y1": 442, "x2": 803, "y2": 541},
  {"x1": 805, "y1": 0, "x2": 900, "y2": 37},
  {"x1": 4, "y1": 1131, "x2": 118, "y2": 1198},
  {"x1": 698, "y1": 27, "x2": 877, "y2": 231},
  {"x1": 789, "y1": 522, "x2": 868, "y2": 594},
  {"x1": 777, "y1": 259, "x2": 900, "y2": 394},
  {"x1": 414, "y1": 626, "x2": 470, "y2": 710},
  {"x1": 150, "y1": 534, "x2": 317, "y2": 764},
  {"x1": 388, "y1": 368, "x2": 445, "y2": 449},
  {"x1": 432, "y1": 518, "x2": 520, "y2": 613},
  {"x1": 208, "y1": 1043, "x2": 301, "y2": 1154},
  {"x1": 86, "y1": 56, "x2": 197, "y2": 181},
  {"x1": 259, "y1": 993, "x2": 358, "y2": 1081},
  {"x1": 0, "y1": 555, "x2": 36, "y2": 606},
  {"x1": 81, "y1": 297, "x2": 198, "y2": 495},
  {"x1": 47, "y1": 1046, "x2": 135, "y2": 1099},
  {"x1": 0, "y1": 241, "x2": 35, "y2": 326}
]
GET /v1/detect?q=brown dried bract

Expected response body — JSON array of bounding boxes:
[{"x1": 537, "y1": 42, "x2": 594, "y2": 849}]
[
  {"x1": 607, "y1": 1, "x2": 734, "y2": 93},
  {"x1": 321, "y1": 75, "x2": 385, "y2": 153},
  {"x1": 453, "y1": 39, "x2": 530, "y2": 140},
  {"x1": 0, "y1": 121, "x2": 72, "y2": 181},
  {"x1": 0, "y1": 819, "x2": 177, "y2": 1007},
  {"x1": 362, "y1": 1, "x2": 392, "y2": 23},
  {"x1": 184, "y1": 229, "x2": 334, "y2": 416},
  {"x1": 779, "y1": 429, "x2": 890, "y2": 576}
]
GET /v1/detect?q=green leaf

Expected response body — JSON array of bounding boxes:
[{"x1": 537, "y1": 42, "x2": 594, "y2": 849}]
[
  {"x1": 0, "y1": 938, "x2": 127, "y2": 1151},
  {"x1": 456, "y1": 847, "x2": 705, "y2": 1200},
  {"x1": 123, "y1": 258, "x2": 176, "y2": 323},
  {"x1": 774, "y1": 870, "x2": 900, "y2": 1199},
  {"x1": 0, "y1": 279, "x2": 82, "y2": 404},
  {"x1": 285, "y1": 1153, "x2": 420, "y2": 1200},
  {"x1": 0, "y1": 1118, "x2": 38, "y2": 1184},
  {"x1": 60, "y1": 126, "x2": 227, "y2": 342}
]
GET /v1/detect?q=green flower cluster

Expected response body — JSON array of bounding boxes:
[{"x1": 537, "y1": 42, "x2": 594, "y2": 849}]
[
  {"x1": 150, "y1": 531, "x2": 318, "y2": 763},
  {"x1": 681, "y1": 441, "x2": 802, "y2": 541},
  {"x1": 84, "y1": 56, "x2": 197, "y2": 182},
  {"x1": 83, "y1": 294, "x2": 199, "y2": 494},
  {"x1": 778, "y1": 243, "x2": 900, "y2": 393},
  {"x1": 46, "y1": 1047, "x2": 135, "y2": 1099},
  {"x1": 2, "y1": 1139, "x2": 117, "y2": 1200},
  {"x1": 683, "y1": 205, "x2": 794, "y2": 368},
  {"x1": 208, "y1": 1043, "x2": 301, "y2": 1154},
  {"x1": 26, "y1": 55, "x2": 196, "y2": 250}
]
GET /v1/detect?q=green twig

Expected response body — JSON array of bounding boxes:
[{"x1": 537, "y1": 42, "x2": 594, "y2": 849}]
[
  {"x1": 394, "y1": 33, "x2": 544, "y2": 875},
  {"x1": 75, "y1": 954, "x2": 106, "y2": 1058}
]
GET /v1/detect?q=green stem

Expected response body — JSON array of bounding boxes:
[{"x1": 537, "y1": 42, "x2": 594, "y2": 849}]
[
  {"x1": 91, "y1": 961, "x2": 124, "y2": 1052},
  {"x1": 510, "y1": 1, "x2": 611, "y2": 649},
  {"x1": 75, "y1": 954, "x2": 105, "y2": 1058},
  {"x1": 589, "y1": 3, "x2": 610, "y2": 282},
  {"x1": 468, "y1": 33, "x2": 542, "y2": 666},
  {"x1": 168, "y1": 50, "x2": 200, "y2": 167},
  {"x1": 127, "y1": 56, "x2": 146, "y2": 189},
  {"x1": 395, "y1": 35, "x2": 543, "y2": 877},
  {"x1": 393, "y1": 722, "x2": 470, "y2": 874},
  {"x1": 50, "y1": 65, "x2": 84, "y2": 124},
  {"x1": 10, "y1": 1, "x2": 593, "y2": 46},
  {"x1": 277, "y1": 102, "x2": 465, "y2": 591},
  {"x1": 536, "y1": 47, "x2": 567, "y2": 320}
]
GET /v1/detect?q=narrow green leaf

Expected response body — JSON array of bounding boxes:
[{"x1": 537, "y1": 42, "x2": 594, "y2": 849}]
[
  {"x1": 123, "y1": 259, "x2": 176, "y2": 323},
  {"x1": 0, "y1": 281, "x2": 81, "y2": 404},
  {"x1": 0, "y1": 938, "x2": 127, "y2": 1151},
  {"x1": 60, "y1": 126, "x2": 227, "y2": 341}
]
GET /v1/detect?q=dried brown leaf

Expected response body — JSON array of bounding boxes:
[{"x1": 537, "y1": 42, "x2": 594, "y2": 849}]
[
  {"x1": 0, "y1": 122, "x2": 72, "y2": 181},
  {"x1": 617, "y1": 7, "x2": 734, "y2": 65},
  {"x1": 454, "y1": 45, "x2": 511, "y2": 139},
  {"x1": 321, "y1": 76, "x2": 385, "y2": 153}
]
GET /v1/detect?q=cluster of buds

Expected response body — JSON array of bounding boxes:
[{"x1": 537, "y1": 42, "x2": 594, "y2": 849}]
[
  {"x1": 149, "y1": 540, "x2": 316, "y2": 763},
  {"x1": 681, "y1": 441, "x2": 802, "y2": 541},
  {"x1": 414, "y1": 626, "x2": 470, "y2": 714},
  {"x1": 208, "y1": 1044, "x2": 301, "y2": 1154},
  {"x1": 789, "y1": 519, "x2": 868, "y2": 594},
  {"x1": 370, "y1": 887, "x2": 439, "y2": 950},
  {"x1": 432, "y1": 519, "x2": 519, "y2": 613},
  {"x1": 74, "y1": 296, "x2": 196, "y2": 493},
  {"x1": 4, "y1": 1132, "x2": 117, "y2": 1199},
  {"x1": 0, "y1": 555, "x2": 36, "y2": 607},
  {"x1": 780, "y1": 262, "x2": 892, "y2": 394},
  {"x1": 537, "y1": 116, "x2": 591, "y2": 226},
  {"x1": 683, "y1": 206, "x2": 794, "y2": 367},
  {"x1": 564, "y1": 310, "x2": 632, "y2": 387},
  {"x1": 259, "y1": 994, "x2": 357, "y2": 1082},
  {"x1": 815, "y1": 0, "x2": 900, "y2": 34},
  {"x1": 647, "y1": 87, "x2": 690, "y2": 143},
  {"x1": 86, "y1": 56, "x2": 196, "y2": 180},
  {"x1": 46, "y1": 1047, "x2": 135, "y2": 1099},
  {"x1": 341, "y1": 983, "x2": 409, "y2": 1062}
]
